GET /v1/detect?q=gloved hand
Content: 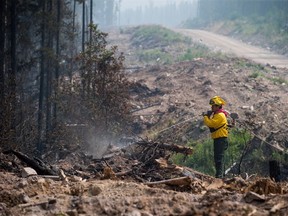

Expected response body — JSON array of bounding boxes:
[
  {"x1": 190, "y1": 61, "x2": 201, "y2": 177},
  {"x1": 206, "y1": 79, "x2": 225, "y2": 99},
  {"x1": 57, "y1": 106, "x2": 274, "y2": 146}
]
[{"x1": 202, "y1": 110, "x2": 213, "y2": 117}]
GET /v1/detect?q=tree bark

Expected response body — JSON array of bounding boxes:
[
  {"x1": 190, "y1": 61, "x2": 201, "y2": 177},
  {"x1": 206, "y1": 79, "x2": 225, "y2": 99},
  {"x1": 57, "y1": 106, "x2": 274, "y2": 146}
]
[
  {"x1": 45, "y1": 0, "x2": 53, "y2": 135},
  {"x1": 9, "y1": 0, "x2": 17, "y2": 147},
  {"x1": 90, "y1": 0, "x2": 93, "y2": 41},
  {"x1": 82, "y1": 0, "x2": 85, "y2": 52},
  {"x1": 37, "y1": 0, "x2": 46, "y2": 155},
  {"x1": 0, "y1": 0, "x2": 6, "y2": 143},
  {"x1": 54, "y1": 0, "x2": 61, "y2": 125}
]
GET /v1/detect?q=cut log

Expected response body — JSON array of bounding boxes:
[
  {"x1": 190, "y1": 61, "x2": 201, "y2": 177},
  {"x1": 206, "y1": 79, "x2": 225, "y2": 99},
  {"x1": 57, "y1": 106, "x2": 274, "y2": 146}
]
[
  {"x1": 136, "y1": 140, "x2": 193, "y2": 155},
  {"x1": 21, "y1": 167, "x2": 37, "y2": 177}
]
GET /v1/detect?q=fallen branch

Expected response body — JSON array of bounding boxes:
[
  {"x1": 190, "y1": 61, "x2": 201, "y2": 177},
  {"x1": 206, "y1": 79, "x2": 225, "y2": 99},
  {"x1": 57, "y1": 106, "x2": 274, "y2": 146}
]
[
  {"x1": 145, "y1": 176, "x2": 193, "y2": 186},
  {"x1": 131, "y1": 102, "x2": 162, "y2": 113},
  {"x1": 19, "y1": 199, "x2": 56, "y2": 209},
  {"x1": 115, "y1": 169, "x2": 133, "y2": 176},
  {"x1": 39, "y1": 175, "x2": 60, "y2": 180},
  {"x1": 183, "y1": 167, "x2": 214, "y2": 180},
  {"x1": 136, "y1": 140, "x2": 193, "y2": 155}
]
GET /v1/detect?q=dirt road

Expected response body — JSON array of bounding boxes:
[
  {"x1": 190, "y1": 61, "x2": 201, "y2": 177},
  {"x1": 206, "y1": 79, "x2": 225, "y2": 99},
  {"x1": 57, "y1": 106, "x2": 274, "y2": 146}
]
[{"x1": 176, "y1": 29, "x2": 288, "y2": 68}]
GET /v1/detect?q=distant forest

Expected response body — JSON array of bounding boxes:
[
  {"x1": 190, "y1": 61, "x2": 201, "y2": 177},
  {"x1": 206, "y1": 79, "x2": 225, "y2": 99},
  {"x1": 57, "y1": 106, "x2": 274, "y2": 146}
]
[
  {"x1": 194, "y1": 0, "x2": 288, "y2": 55},
  {"x1": 120, "y1": 0, "x2": 288, "y2": 28},
  {"x1": 119, "y1": 0, "x2": 198, "y2": 27},
  {"x1": 198, "y1": 0, "x2": 288, "y2": 20}
]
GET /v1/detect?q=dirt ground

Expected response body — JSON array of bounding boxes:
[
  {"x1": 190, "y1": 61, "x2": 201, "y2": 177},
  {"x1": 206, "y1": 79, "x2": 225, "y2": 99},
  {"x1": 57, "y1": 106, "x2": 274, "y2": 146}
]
[{"x1": 1, "y1": 27, "x2": 288, "y2": 216}]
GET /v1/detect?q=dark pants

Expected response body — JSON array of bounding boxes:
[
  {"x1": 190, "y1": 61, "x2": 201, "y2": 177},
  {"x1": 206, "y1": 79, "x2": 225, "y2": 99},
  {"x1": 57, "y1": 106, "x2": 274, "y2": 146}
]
[{"x1": 214, "y1": 137, "x2": 228, "y2": 178}]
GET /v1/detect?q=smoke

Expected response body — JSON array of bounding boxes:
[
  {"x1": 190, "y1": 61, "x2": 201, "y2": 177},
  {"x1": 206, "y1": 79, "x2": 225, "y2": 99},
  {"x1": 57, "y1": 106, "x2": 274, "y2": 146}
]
[{"x1": 84, "y1": 127, "x2": 115, "y2": 159}]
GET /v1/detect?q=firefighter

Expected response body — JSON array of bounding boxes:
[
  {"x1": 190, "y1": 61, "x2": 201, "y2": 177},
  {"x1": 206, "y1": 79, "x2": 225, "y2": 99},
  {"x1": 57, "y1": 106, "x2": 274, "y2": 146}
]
[{"x1": 203, "y1": 96, "x2": 229, "y2": 178}]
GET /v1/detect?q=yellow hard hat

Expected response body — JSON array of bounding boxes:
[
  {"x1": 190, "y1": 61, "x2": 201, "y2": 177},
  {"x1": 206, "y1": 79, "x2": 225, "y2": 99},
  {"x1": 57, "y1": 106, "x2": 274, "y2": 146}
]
[{"x1": 209, "y1": 96, "x2": 226, "y2": 106}]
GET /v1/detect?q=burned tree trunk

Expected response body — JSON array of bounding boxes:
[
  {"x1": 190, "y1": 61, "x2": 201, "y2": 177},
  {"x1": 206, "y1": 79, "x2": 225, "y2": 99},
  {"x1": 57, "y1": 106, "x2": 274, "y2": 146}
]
[{"x1": 269, "y1": 160, "x2": 281, "y2": 182}]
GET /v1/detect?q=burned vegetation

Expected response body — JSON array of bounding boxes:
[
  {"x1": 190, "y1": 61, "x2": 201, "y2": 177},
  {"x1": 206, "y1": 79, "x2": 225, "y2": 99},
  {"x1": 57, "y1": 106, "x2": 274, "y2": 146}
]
[{"x1": 1, "y1": 2, "x2": 288, "y2": 214}]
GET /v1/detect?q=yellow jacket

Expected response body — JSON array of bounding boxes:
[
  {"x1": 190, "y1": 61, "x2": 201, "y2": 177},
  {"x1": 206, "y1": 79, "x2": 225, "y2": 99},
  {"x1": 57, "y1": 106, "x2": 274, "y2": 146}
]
[{"x1": 203, "y1": 112, "x2": 228, "y2": 139}]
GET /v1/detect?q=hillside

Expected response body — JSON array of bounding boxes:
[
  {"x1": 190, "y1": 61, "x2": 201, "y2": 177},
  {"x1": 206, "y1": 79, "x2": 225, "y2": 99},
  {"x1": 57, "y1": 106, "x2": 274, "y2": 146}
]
[
  {"x1": 1, "y1": 26, "x2": 288, "y2": 215},
  {"x1": 108, "y1": 26, "x2": 288, "y2": 157},
  {"x1": 206, "y1": 21, "x2": 288, "y2": 57}
]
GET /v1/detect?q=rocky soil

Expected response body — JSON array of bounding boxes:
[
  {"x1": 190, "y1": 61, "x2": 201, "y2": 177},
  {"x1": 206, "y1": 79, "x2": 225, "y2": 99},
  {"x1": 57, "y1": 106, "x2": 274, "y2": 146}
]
[{"x1": 1, "y1": 26, "x2": 288, "y2": 216}]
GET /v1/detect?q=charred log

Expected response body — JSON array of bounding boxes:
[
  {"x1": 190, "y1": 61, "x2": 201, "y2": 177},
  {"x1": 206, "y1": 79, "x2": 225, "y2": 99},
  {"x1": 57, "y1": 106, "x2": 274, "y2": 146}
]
[{"x1": 3, "y1": 150, "x2": 57, "y2": 175}]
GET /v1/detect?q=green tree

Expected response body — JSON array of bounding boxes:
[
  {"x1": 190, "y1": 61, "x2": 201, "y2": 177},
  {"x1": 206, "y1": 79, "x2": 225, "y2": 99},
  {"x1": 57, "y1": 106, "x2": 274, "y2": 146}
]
[
  {"x1": 53, "y1": 24, "x2": 131, "y2": 154},
  {"x1": 78, "y1": 24, "x2": 131, "y2": 133}
]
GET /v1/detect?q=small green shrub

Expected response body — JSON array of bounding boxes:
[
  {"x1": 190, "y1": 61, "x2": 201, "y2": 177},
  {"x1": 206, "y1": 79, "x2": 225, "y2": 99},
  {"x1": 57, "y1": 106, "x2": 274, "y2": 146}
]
[
  {"x1": 249, "y1": 71, "x2": 261, "y2": 78},
  {"x1": 132, "y1": 25, "x2": 190, "y2": 46},
  {"x1": 137, "y1": 49, "x2": 172, "y2": 64},
  {"x1": 172, "y1": 128, "x2": 252, "y2": 176},
  {"x1": 178, "y1": 45, "x2": 209, "y2": 61},
  {"x1": 267, "y1": 76, "x2": 287, "y2": 85},
  {"x1": 235, "y1": 59, "x2": 265, "y2": 70},
  {"x1": 271, "y1": 151, "x2": 286, "y2": 163},
  {"x1": 173, "y1": 138, "x2": 215, "y2": 176}
]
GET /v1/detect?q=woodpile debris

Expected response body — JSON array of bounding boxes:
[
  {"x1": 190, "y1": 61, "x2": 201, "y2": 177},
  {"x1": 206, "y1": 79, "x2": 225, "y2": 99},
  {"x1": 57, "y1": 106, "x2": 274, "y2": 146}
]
[{"x1": 1, "y1": 140, "x2": 288, "y2": 215}]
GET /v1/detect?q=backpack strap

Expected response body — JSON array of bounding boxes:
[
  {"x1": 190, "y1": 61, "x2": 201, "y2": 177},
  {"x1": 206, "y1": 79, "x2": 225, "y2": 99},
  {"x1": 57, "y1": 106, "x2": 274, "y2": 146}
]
[{"x1": 209, "y1": 123, "x2": 226, "y2": 133}]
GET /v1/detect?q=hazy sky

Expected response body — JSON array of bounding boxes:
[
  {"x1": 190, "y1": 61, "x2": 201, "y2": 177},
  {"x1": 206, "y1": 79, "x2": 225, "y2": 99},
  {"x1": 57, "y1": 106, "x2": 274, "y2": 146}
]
[{"x1": 121, "y1": 0, "x2": 180, "y2": 10}]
